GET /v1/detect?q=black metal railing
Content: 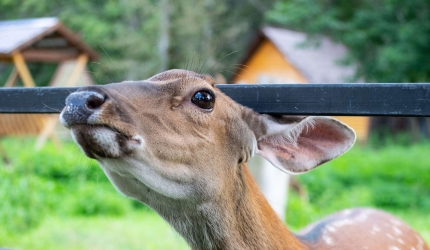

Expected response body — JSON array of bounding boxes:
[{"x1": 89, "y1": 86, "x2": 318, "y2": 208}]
[{"x1": 1, "y1": 84, "x2": 429, "y2": 116}]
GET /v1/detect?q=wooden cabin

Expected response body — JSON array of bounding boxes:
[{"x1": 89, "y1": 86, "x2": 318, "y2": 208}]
[
  {"x1": 233, "y1": 26, "x2": 369, "y2": 141},
  {"x1": 0, "y1": 17, "x2": 98, "y2": 148}
]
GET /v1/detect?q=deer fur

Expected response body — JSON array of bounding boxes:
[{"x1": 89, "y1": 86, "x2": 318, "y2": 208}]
[{"x1": 60, "y1": 69, "x2": 429, "y2": 250}]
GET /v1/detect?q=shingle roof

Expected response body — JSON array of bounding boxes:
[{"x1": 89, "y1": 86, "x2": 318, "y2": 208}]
[
  {"x1": 0, "y1": 17, "x2": 98, "y2": 61},
  {"x1": 239, "y1": 26, "x2": 361, "y2": 83},
  {"x1": 0, "y1": 17, "x2": 59, "y2": 54}
]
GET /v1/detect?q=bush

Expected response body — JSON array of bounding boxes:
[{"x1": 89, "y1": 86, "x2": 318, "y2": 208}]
[
  {"x1": 0, "y1": 169, "x2": 52, "y2": 232},
  {"x1": 1, "y1": 137, "x2": 429, "y2": 243},
  {"x1": 7, "y1": 138, "x2": 106, "y2": 183},
  {"x1": 0, "y1": 137, "x2": 137, "y2": 232},
  {"x1": 62, "y1": 182, "x2": 132, "y2": 216},
  {"x1": 297, "y1": 143, "x2": 430, "y2": 210}
]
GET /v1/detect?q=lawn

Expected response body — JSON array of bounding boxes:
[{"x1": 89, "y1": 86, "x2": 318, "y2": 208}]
[
  {"x1": 0, "y1": 212, "x2": 189, "y2": 250},
  {"x1": 0, "y1": 137, "x2": 429, "y2": 249}
]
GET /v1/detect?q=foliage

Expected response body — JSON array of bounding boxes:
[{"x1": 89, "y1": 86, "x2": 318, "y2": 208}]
[
  {"x1": 0, "y1": 137, "x2": 189, "y2": 249},
  {"x1": 0, "y1": 137, "x2": 136, "y2": 233},
  {"x1": 302, "y1": 143, "x2": 430, "y2": 210},
  {"x1": 0, "y1": 0, "x2": 275, "y2": 84},
  {"x1": 0, "y1": 172, "x2": 51, "y2": 232},
  {"x1": 266, "y1": 0, "x2": 430, "y2": 82},
  {"x1": 0, "y1": 212, "x2": 189, "y2": 250},
  {"x1": 0, "y1": 137, "x2": 429, "y2": 248}
]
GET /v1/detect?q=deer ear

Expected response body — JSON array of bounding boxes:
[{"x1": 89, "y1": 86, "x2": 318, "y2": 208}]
[{"x1": 253, "y1": 116, "x2": 356, "y2": 175}]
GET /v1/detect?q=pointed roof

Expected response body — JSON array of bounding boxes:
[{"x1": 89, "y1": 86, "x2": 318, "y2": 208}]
[
  {"x1": 0, "y1": 17, "x2": 98, "y2": 62},
  {"x1": 238, "y1": 26, "x2": 360, "y2": 83}
]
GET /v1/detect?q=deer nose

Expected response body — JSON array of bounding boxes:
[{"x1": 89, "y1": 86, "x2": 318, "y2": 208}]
[{"x1": 60, "y1": 91, "x2": 106, "y2": 127}]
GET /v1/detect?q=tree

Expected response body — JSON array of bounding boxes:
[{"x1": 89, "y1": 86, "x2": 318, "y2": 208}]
[
  {"x1": 266, "y1": 0, "x2": 430, "y2": 83},
  {"x1": 0, "y1": 0, "x2": 276, "y2": 84}
]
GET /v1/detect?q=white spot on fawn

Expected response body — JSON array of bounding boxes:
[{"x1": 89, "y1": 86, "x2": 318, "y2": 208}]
[
  {"x1": 342, "y1": 209, "x2": 352, "y2": 215},
  {"x1": 397, "y1": 238, "x2": 405, "y2": 245},
  {"x1": 371, "y1": 225, "x2": 381, "y2": 235},
  {"x1": 323, "y1": 234, "x2": 333, "y2": 245},
  {"x1": 326, "y1": 225, "x2": 336, "y2": 233},
  {"x1": 391, "y1": 219, "x2": 402, "y2": 226},
  {"x1": 393, "y1": 226, "x2": 403, "y2": 235},
  {"x1": 389, "y1": 246, "x2": 400, "y2": 250},
  {"x1": 356, "y1": 210, "x2": 372, "y2": 222},
  {"x1": 332, "y1": 219, "x2": 354, "y2": 228}
]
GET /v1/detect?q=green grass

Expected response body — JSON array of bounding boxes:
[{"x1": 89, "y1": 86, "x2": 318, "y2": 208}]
[
  {"x1": 0, "y1": 137, "x2": 429, "y2": 248},
  {"x1": 0, "y1": 211, "x2": 188, "y2": 250}
]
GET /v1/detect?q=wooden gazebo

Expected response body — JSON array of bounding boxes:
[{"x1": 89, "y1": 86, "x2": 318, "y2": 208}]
[
  {"x1": 232, "y1": 26, "x2": 369, "y2": 141},
  {"x1": 0, "y1": 17, "x2": 98, "y2": 148}
]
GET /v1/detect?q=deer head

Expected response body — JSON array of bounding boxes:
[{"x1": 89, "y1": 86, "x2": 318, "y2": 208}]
[
  {"x1": 60, "y1": 69, "x2": 357, "y2": 249},
  {"x1": 60, "y1": 69, "x2": 355, "y2": 203}
]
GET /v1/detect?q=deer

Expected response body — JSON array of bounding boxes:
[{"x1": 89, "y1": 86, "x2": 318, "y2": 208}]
[{"x1": 60, "y1": 69, "x2": 429, "y2": 250}]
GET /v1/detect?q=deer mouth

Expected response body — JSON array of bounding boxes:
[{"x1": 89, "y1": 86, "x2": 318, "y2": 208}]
[{"x1": 70, "y1": 124, "x2": 143, "y2": 159}]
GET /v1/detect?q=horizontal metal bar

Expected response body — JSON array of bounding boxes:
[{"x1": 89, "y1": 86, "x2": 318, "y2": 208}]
[
  {"x1": 219, "y1": 84, "x2": 430, "y2": 116},
  {"x1": 0, "y1": 84, "x2": 429, "y2": 116},
  {"x1": 0, "y1": 87, "x2": 77, "y2": 113}
]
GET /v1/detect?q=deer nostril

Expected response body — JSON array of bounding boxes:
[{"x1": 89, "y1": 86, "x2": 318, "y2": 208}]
[
  {"x1": 62, "y1": 90, "x2": 107, "y2": 126},
  {"x1": 85, "y1": 94, "x2": 105, "y2": 110}
]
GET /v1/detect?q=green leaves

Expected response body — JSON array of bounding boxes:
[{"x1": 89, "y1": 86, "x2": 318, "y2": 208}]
[
  {"x1": 267, "y1": 0, "x2": 430, "y2": 82},
  {"x1": 0, "y1": 138, "x2": 133, "y2": 232},
  {"x1": 0, "y1": 0, "x2": 276, "y2": 83}
]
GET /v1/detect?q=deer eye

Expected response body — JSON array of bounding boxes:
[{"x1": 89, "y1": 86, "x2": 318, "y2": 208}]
[{"x1": 191, "y1": 91, "x2": 215, "y2": 110}]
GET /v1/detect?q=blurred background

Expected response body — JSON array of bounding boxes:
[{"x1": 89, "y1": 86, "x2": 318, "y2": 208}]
[{"x1": 0, "y1": 0, "x2": 429, "y2": 249}]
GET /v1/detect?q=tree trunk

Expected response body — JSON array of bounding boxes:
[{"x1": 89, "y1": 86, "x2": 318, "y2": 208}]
[{"x1": 158, "y1": 0, "x2": 170, "y2": 72}]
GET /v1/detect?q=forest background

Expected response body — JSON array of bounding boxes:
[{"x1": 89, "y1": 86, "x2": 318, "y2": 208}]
[
  {"x1": 0, "y1": 0, "x2": 429, "y2": 249},
  {"x1": 1, "y1": 0, "x2": 429, "y2": 84}
]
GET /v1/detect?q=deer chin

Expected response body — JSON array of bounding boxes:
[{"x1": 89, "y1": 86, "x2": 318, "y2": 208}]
[
  {"x1": 70, "y1": 124, "x2": 144, "y2": 159},
  {"x1": 98, "y1": 156, "x2": 197, "y2": 201}
]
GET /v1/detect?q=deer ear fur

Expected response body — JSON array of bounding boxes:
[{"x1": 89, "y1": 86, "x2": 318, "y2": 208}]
[{"x1": 254, "y1": 116, "x2": 356, "y2": 175}]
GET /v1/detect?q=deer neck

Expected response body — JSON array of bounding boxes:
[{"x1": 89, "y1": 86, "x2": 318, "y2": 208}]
[{"x1": 153, "y1": 164, "x2": 306, "y2": 250}]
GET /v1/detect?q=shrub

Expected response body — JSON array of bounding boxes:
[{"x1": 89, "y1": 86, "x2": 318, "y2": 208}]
[
  {"x1": 0, "y1": 137, "x2": 135, "y2": 232},
  {"x1": 62, "y1": 182, "x2": 133, "y2": 216},
  {"x1": 0, "y1": 169, "x2": 51, "y2": 232}
]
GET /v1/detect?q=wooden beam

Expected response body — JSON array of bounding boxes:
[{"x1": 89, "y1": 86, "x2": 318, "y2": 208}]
[
  {"x1": 35, "y1": 116, "x2": 59, "y2": 150},
  {"x1": 0, "y1": 55, "x2": 13, "y2": 62},
  {"x1": 12, "y1": 52, "x2": 36, "y2": 87},
  {"x1": 21, "y1": 49, "x2": 80, "y2": 62},
  {"x1": 4, "y1": 67, "x2": 18, "y2": 87},
  {"x1": 55, "y1": 25, "x2": 99, "y2": 61},
  {"x1": 65, "y1": 54, "x2": 88, "y2": 86},
  {"x1": 49, "y1": 61, "x2": 67, "y2": 86}
]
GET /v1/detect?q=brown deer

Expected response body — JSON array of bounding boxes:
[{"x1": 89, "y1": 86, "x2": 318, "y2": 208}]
[{"x1": 60, "y1": 70, "x2": 428, "y2": 250}]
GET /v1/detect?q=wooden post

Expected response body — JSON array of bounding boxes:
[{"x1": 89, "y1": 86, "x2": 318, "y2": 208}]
[
  {"x1": 65, "y1": 54, "x2": 88, "y2": 87},
  {"x1": 35, "y1": 115, "x2": 59, "y2": 150},
  {"x1": 4, "y1": 67, "x2": 18, "y2": 87},
  {"x1": 36, "y1": 53, "x2": 89, "y2": 149},
  {"x1": 12, "y1": 52, "x2": 36, "y2": 87}
]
